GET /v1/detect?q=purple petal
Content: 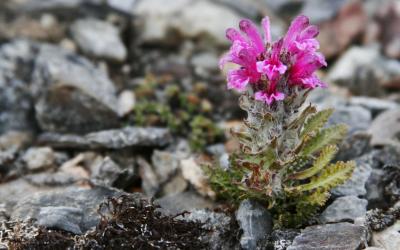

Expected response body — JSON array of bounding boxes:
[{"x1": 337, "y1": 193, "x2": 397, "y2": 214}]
[
  {"x1": 226, "y1": 28, "x2": 246, "y2": 43},
  {"x1": 227, "y1": 69, "x2": 250, "y2": 91},
  {"x1": 283, "y1": 15, "x2": 309, "y2": 49},
  {"x1": 239, "y1": 19, "x2": 264, "y2": 53},
  {"x1": 261, "y1": 16, "x2": 271, "y2": 43}
]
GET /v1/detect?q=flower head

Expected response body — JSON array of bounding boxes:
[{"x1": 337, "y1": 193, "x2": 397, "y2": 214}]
[{"x1": 220, "y1": 15, "x2": 327, "y2": 105}]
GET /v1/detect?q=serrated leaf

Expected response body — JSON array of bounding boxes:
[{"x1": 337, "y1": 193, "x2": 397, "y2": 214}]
[
  {"x1": 286, "y1": 161, "x2": 355, "y2": 193},
  {"x1": 300, "y1": 124, "x2": 347, "y2": 156},
  {"x1": 288, "y1": 104, "x2": 317, "y2": 130},
  {"x1": 300, "y1": 108, "x2": 334, "y2": 138},
  {"x1": 290, "y1": 145, "x2": 338, "y2": 180},
  {"x1": 304, "y1": 189, "x2": 330, "y2": 206}
]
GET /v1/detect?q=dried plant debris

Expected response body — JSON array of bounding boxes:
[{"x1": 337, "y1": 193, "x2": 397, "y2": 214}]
[
  {"x1": 78, "y1": 195, "x2": 208, "y2": 249},
  {"x1": 1, "y1": 195, "x2": 208, "y2": 250},
  {"x1": 1, "y1": 220, "x2": 75, "y2": 250},
  {"x1": 365, "y1": 204, "x2": 400, "y2": 231}
]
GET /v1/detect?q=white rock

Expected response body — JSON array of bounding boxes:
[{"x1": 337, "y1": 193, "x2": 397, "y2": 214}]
[
  {"x1": 180, "y1": 157, "x2": 215, "y2": 198},
  {"x1": 134, "y1": 0, "x2": 243, "y2": 45},
  {"x1": 372, "y1": 221, "x2": 400, "y2": 250},
  {"x1": 117, "y1": 90, "x2": 135, "y2": 117},
  {"x1": 22, "y1": 147, "x2": 55, "y2": 170},
  {"x1": 70, "y1": 18, "x2": 127, "y2": 61}
]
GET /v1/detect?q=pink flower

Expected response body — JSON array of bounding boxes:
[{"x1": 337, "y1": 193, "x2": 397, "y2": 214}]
[
  {"x1": 221, "y1": 15, "x2": 327, "y2": 105},
  {"x1": 256, "y1": 39, "x2": 287, "y2": 81},
  {"x1": 255, "y1": 91, "x2": 284, "y2": 105}
]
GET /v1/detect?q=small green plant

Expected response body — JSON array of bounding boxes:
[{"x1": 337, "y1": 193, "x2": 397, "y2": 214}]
[
  {"x1": 132, "y1": 77, "x2": 223, "y2": 151},
  {"x1": 208, "y1": 15, "x2": 355, "y2": 228}
]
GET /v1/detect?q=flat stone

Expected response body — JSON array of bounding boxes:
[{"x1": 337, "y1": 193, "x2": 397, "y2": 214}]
[
  {"x1": 327, "y1": 46, "x2": 400, "y2": 94},
  {"x1": 301, "y1": 0, "x2": 348, "y2": 23},
  {"x1": 71, "y1": 18, "x2": 127, "y2": 62},
  {"x1": 371, "y1": 221, "x2": 400, "y2": 250},
  {"x1": 349, "y1": 96, "x2": 399, "y2": 117},
  {"x1": 10, "y1": 186, "x2": 130, "y2": 233},
  {"x1": 236, "y1": 199, "x2": 272, "y2": 250},
  {"x1": 333, "y1": 154, "x2": 373, "y2": 197},
  {"x1": 155, "y1": 191, "x2": 214, "y2": 216},
  {"x1": 133, "y1": 0, "x2": 243, "y2": 46},
  {"x1": 151, "y1": 150, "x2": 179, "y2": 184},
  {"x1": 320, "y1": 196, "x2": 368, "y2": 223},
  {"x1": 38, "y1": 126, "x2": 172, "y2": 149},
  {"x1": 368, "y1": 108, "x2": 400, "y2": 148},
  {"x1": 327, "y1": 105, "x2": 372, "y2": 135},
  {"x1": 22, "y1": 147, "x2": 55, "y2": 171},
  {"x1": 288, "y1": 222, "x2": 368, "y2": 250},
  {"x1": 181, "y1": 209, "x2": 240, "y2": 250},
  {"x1": 37, "y1": 206, "x2": 83, "y2": 234},
  {"x1": 180, "y1": 157, "x2": 215, "y2": 197},
  {"x1": 32, "y1": 43, "x2": 119, "y2": 133}
]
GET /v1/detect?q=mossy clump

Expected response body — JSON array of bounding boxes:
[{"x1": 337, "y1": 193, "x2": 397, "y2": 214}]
[{"x1": 132, "y1": 77, "x2": 223, "y2": 151}]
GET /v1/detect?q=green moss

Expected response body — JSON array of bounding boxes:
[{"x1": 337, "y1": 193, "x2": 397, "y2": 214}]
[{"x1": 132, "y1": 80, "x2": 223, "y2": 151}]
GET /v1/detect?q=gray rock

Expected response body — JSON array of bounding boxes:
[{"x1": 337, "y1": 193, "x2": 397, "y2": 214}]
[
  {"x1": 24, "y1": 171, "x2": 84, "y2": 186},
  {"x1": 263, "y1": 0, "x2": 304, "y2": 17},
  {"x1": 267, "y1": 229, "x2": 299, "y2": 250},
  {"x1": 0, "y1": 178, "x2": 59, "y2": 213},
  {"x1": 333, "y1": 154, "x2": 373, "y2": 197},
  {"x1": 328, "y1": 105, "x2": 372, "y2": 135},
  {"x1": 371, "y1": 221, "x2": 400, "y2": 250},
  {"x1": 320, "y1": 196, "x2": 368, "y2": 223},
  {"x1": 336, "y1": 132, "x2": 371, "y2": 161},
  {"x1": 301, "y1": 0, "x2": 348, "y2": 23},
  {"x1": 205, "y1": 143, "x2": 226, "y2": 156},
  {"x1": 0, "y1": 203, "x2": 8, "y2": 222},
  {"x1": 155, "y1": 191, "x2": 214, "y2": 216},
  {"x1": 288, "y1": 222, "x2": 368, "y2": 250},
  {"x1": 133, "y1": 0, "x2": 242, "y2": 46},
  {"x1": 327, "y1": 46, "x2": 400, "y2": 95},
  {"x1": 10, "y1": 186, "x2": 128, "y2": 233},
  {"x1": 11, "y1": 0, "x2": 84, "y2": 12},
  {"x1": 22, "y1": 147, "x2": 55, "y2": 171},
  {"x1": 368, "y1": 108, "x2": 400, "y2": 148},
  {"x1": 0, "y1": 78, "x2": 34, "y2": 134},
  {"x1": 106, "y1": 0, "x2": 136, "y2": 14},
  {"x1": 349, "y1": 97, "x2": 399, "y2": 117},
  {"x1": 71, "y1": 18, "x2": 127, "y2": 62},
  {"x1": 219, "y1": 153, "x2": 230, "y2": 170},
  {"x1": 38, "y1": 126, "x2": 172, "y2": 149},
  {"x1": 37, "y1": 206, "x2": 83, "y2": 234},
  {"x1": 365, "y1": 168, "x2": 386, "y2": 208},
  {"x1": 90, "y1": 156, "x2": 128, "y2": 187},
  {"x1": 32, "y1": 44, "x2": 119, "y2": 133},
  {"x1": 151, "y1": 150, "x2": 179, "y2": 184},
  {"x1": 181, "y1": 209, "x2": 240, "y2": 250},
  {"x1": 236, "y1": 199, "x2": 272, "y2": 250},
  {"x1": 0, "y1": 131, "x2": 32, "y2": 175}
]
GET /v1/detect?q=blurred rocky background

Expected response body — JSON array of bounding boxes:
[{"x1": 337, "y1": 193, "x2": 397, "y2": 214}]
[{"x1": 0, "y1": 0, "x2": 399, "y2": 249}]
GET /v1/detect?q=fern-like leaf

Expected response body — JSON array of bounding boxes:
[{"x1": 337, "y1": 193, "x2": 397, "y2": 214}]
[
  {"x1": 288, "y1": 105, "x2": 317, "y2": 130},
  {"x1": 289, "y1": 145, "x2": 338, "y2": 180},
  {"x1": 300, "y1": 108, "x2": 334, "y2": 137},
  {"x1": 285, "y1": 161, "x2": 355, "y2": 192},
  {"x1": 299, "y1": 124, "x2": 347, "y2": 156}
]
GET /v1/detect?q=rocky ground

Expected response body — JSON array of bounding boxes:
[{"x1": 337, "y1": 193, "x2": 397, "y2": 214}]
[{"x1": 0, "y1": 0, "x2": 399, "y2": 249}]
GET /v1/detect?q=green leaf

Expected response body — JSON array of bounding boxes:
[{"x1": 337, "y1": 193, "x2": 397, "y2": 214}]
[
  {"x1": 300, "y1": 124, "x2": 347, "y2": 156},
  {"x1": 290, "y1": 145, "x2": 338, "y2": 180},
  {"x1": 285, "y1": 161, "x2": 355, "y2": 193},
  {"x1": 300, "y1": 108, "x2": 334, "y2": 138},
  {"x1": 288, "y1": 105, "x2": 317, "y2": 130}
]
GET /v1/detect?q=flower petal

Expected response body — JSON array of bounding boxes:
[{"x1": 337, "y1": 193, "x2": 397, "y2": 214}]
[
  {"x1": 239, "y1": 19, "x2": 264, "y2": 53},
  {"x1": 261, "y1": 16, "x2": 271, "y2": 43},
  {"x1": 227, "y1": 69, "x2": 250, "y2": 91}
]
